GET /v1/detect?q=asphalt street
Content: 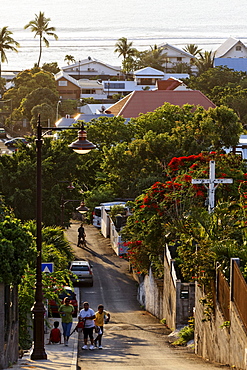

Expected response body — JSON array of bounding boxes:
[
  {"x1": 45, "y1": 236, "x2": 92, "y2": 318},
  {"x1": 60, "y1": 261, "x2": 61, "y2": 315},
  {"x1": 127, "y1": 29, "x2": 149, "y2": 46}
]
[{"x1": 65, "y1": 222, "x2": 229, "y2": 370}]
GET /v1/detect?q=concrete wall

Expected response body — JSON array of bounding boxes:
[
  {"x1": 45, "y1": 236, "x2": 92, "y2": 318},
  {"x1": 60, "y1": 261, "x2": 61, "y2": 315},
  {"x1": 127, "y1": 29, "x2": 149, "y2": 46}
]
[
  {"x1": 0, "y1": 284, "x2": 19, "y2": 369},
  {"x1": 137, "y1": 267, "x2": 164, "y2": 320},
  {"x1": 195, "y1": 284, "x2": 247, "y2": 369},
  {"x1": 163, "y1": 246, "x2": 195, "y2": 329},
  {"x1": 136, "y1": 253, "x2": 195, "y2": 330}
]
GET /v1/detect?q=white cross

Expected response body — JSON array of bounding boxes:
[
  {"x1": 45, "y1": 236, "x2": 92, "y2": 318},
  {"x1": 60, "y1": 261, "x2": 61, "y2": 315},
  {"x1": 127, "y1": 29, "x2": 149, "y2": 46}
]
[{"x1": 191, "y1": 160, "x2": 233, "y2": 213}]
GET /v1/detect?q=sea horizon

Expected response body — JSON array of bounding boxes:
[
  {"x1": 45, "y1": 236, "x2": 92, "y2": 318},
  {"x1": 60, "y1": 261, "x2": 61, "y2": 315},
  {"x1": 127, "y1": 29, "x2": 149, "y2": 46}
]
[{"x1": 1, "y1": 0, "x2": 247, "y2": 71}]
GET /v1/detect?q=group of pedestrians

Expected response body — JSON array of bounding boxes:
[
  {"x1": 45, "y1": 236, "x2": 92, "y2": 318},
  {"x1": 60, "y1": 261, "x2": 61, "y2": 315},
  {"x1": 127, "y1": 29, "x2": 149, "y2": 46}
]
[
  {"x1": 48, "y1": 298, "x2": 110, "y2": 350},
  {"x1": 78, "y1": 301, "x2": 110, "y2": 350}
]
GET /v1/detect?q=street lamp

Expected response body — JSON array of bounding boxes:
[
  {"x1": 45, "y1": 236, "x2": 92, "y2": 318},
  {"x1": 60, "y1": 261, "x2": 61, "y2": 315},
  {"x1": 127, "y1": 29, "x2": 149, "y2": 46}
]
[
  {"x1": 60, "y1": 196, "x2": 88, "y2": 227},
  {"x1": 76, "y1": 201, "x2": 88, "y2": 214},
  {"x1": 31, "y1": 116, "x2": 96, "y2": 360}
]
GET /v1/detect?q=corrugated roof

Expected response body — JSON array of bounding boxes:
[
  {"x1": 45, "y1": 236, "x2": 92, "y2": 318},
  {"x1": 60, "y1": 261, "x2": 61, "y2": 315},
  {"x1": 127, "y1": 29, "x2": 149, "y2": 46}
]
[
  {"x1": 106, "y1": 90, "x2": 216, "y2": 118},
  {"x1": 55, "y1": 71, "x2": 80, "y2": 87},
  {"x1": 157, "y1": 79, "x2": 182, "y2": 90},
  {"x1": 214, "y1": 37, "x2": 244, "y2": 58},
  {"x1": 157, "y1": 42, "x2": 194, "y2": 58},
  {"x1": 214, "y1": 58, "x2": 247, "y2": 72},
  {"x1": 134, "y1": 67, "x2": 164, "y2": 77},
  {"x1": 62, "y1": 57, "x2": 121, "y2": 72},
  {"x1": 78, "y1": 79, "x2": 103, "y2": 88}
]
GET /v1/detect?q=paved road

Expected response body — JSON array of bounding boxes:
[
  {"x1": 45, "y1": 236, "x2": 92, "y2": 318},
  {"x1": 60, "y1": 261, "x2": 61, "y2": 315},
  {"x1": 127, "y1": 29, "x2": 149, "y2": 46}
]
[{"x1": 65, "y1": 222, "x2": 229, "y2": 370}]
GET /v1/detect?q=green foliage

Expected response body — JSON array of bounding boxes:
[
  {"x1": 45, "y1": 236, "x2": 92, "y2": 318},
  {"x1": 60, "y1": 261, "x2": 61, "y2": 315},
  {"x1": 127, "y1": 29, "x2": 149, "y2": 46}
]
[
  {"x1": 186, "y1": 66, "x2": 247, "y2": 127},
  {"x1": 183, "y1": 44, "x2": 202, "y2": 56},
  {"x1": 64, "y1": 55, "x2": 75, "y2": 65},
  {"x1": 0, "y1": 102, "x2": 242, "y2": 226},
  {"x1": 3, "y1": 68, "x2": 58, "y2": 130},
  {"x1": 18, "y1": 224, "x2": 74, "y2": 349},
  {"x1": 0, "y1": 26, "x2": 19, "y2": 78},
  {"x1": 220, "y1": 321, "x2": 231, "y2": 329},
  {"x1": 42, "y1": 61, "x2": 60, "y2": 74},
  {"x1": 194, "y1": 50, "x2": 215, "y2": 75},
  {"x1": 121, "y1": 152, "x2": 247, "y2": 281},
  {"x1": 172, "y1": 319, "x2": 194, "y2": 346},
  {"x1": 187, "y1": 66, "x2": 247, "y2": 97},
  {"x1": 20, "y1": 87, "x2": 58, "y2": 121},
  {"x1": 24, "y1": 12, "x2": 58, "y2": 67},
  {"x1": 114, "y1": 37, "x2": 137, "y2": 60},
  {"x1": 83, "y1": 188, "x2": 117, "y2": 215},
  {"x1": 0, "y1": 216, "x2": 36, "y2": 284},
  {"x1": 109, "y1": 205, "x2": 127, "y2": 225},
  {"x1": 60, "y1": 99, "x2": 78, "y2": 116},
  {"x1": 137, "y1": 45, "x2": 168, "y2": 71},
  {"x1": 160, "y1": 318, "x2": 167, "y2": 325},
  {"x1": 18, "y1": 267, "x2": 73, "y2": 349}
]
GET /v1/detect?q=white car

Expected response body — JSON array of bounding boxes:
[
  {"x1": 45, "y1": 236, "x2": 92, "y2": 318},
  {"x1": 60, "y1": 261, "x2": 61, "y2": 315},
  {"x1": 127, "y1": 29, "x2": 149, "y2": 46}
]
[{"x1": 69, "y1": 260, "x2": 93, "y2": 286}]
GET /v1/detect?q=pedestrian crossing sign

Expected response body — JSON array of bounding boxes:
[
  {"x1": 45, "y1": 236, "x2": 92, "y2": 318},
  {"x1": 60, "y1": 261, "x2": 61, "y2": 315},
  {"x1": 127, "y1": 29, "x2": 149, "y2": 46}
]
[{"x1": 41, "y1": 262, "x2": 54, "y2": 273}]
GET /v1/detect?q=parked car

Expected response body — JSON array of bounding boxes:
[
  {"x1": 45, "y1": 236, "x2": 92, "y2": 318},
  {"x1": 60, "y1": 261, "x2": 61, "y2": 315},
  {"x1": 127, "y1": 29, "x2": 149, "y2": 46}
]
[
  {"x1": 4, "y1": 137, "x2": 27, "y2": 148},
  {"x1": 48, "y1": 286, "x2": 78, "y2": 317},
  {"x1": 0, "y1": 128, "x2": 6, "y2": 138},
  {"x1": 69, "y1": 260, "x2": 93, "y2": 286}
]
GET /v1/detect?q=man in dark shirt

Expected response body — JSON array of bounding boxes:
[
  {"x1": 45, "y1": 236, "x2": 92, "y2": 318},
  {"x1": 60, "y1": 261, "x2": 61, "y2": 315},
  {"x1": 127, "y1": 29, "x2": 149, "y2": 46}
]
[{"x1": 77, "y1": 223, "x2": 86, "y2": 247}]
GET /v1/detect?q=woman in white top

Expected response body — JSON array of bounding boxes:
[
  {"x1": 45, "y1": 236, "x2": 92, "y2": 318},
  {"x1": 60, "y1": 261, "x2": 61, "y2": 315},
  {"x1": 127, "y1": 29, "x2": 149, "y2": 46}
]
[{"x1": 78, "y1": 301, "x2": 95, "y2": 350}]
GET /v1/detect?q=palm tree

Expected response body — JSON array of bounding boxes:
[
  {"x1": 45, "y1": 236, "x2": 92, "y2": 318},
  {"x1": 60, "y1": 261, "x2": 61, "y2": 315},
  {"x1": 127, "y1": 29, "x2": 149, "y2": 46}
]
[
  {"x1": 0, "y1": 26, "x2": 19, "y2": 79},
  {"x1": 183, "y1": 44, "x2": 202, "y2": 56},
  {"x1": 114, "y1": 37, "x2": 137, "y2": 60},
  {"x1": 24, "y1": 11, "x2": 58, "y2": 67},
  {"x1": 139, "y1": 45, "x2": 167, "y2": 71},
  {"x1": 195, "y1": 50, "x2": 215, "y2": 74},
  {"x1": 64, "y1": 55, "x2": 75, "y2": 65}
]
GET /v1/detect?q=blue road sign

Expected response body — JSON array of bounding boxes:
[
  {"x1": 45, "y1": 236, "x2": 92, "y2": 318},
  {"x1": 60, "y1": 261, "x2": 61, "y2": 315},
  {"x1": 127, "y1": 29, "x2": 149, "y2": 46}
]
[{"x1": 41, "y1": 262, "x2": 54, "y2": 273}]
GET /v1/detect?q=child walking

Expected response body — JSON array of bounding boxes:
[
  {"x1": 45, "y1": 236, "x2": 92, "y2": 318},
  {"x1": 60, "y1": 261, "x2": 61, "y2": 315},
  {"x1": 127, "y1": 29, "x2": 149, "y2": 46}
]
[{"x1": 94, "y1": 304, "x2": 110, "y2": 349}]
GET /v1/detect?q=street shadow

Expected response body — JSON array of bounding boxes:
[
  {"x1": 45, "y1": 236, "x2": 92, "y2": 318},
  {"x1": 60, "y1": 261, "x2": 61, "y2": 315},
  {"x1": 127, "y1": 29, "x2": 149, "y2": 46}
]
[
  {"x1": 78, "y1": 332, "x2": 146, "y2": 365},
  {"x1": 78, "y1": 243, "x2": 122, "y2": 269}
]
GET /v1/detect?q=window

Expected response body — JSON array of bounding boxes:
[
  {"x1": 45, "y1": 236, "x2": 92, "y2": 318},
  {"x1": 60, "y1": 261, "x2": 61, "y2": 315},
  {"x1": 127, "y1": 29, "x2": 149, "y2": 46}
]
[
  {"x1": 177, "y1": 57, "x2": 182, "y2": 61},
  {"x1": 58, "y1": 80, "x2": 67, "y2": 86},
  {"x1": 104, "y1": 82, "x2": 125, "y2": 89},
  {"x1": 236, "y1": 46, "x2": 242, "y2": 51}
]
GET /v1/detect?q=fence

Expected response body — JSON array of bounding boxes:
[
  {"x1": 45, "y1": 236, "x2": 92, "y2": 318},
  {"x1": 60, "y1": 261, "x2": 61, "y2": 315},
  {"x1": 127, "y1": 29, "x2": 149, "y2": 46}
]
[
  {"x1": 217, "y1": 270, "x2": 230, "y2": 321},
  {"x1": 232, "y1": 260, "x2": 247, "y2": 332},
  {"x1": 216, "y1": 261, "x2": 247, "y2": 332}
]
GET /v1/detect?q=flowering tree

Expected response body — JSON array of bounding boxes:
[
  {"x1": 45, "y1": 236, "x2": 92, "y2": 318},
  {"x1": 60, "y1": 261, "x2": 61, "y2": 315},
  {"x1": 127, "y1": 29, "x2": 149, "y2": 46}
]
[{"x1": 122, "y1": 152, "x2": 247, "y2": 281}]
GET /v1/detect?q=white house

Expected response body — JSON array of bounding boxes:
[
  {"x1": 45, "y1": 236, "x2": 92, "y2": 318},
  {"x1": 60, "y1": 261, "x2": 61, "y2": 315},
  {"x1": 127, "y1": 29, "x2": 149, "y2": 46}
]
[
  {"x1": 214, "y1": 37, "x2": 247, "y2": 72},
  {"x1": 55, "y1": 67, "x2": 189, "y2": 100},
  {"x1": 62, "y1": 57, "x2": 122, "y2": 79},
  {"x1": 215, "y1": 37, "x2": 247, "y2": 59},
  {"x1": 101, "y1": 67, "x2": 189, "y2": 97},
  {"x1": 157, "y1": 43, "x2": 196, "y2": 73}
]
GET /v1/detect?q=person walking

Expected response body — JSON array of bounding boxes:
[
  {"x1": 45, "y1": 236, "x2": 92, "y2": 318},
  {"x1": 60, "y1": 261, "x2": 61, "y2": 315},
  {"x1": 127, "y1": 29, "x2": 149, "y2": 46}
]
[
  {"x1": 78, "y1": 301, "x2": 95, "y2": 350},
  {"x1": 59, "y1": 297, "x2": 74, "y2": 346},
  {"x1": 94, "y1": 304, "x2": 110, "y2": 349},
  {"x1": 77, "y1": 223, "x2": 86, "y2": 247}
]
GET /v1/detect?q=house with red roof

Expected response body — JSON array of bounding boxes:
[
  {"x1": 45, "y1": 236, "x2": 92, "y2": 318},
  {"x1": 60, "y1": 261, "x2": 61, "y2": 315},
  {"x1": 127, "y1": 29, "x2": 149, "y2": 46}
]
[{"x1": 105, "y1": 89, "x2": 216, "y2": 118}]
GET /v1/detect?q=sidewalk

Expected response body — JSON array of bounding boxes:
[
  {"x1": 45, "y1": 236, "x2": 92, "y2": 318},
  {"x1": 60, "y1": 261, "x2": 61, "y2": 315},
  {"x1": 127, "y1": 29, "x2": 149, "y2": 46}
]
[
  {"x1": 4, "y1": 317, "x2": 78, "y2": 370},
  {"x1": 4, "y1": 286, "x2": 81, "y2": 370}
]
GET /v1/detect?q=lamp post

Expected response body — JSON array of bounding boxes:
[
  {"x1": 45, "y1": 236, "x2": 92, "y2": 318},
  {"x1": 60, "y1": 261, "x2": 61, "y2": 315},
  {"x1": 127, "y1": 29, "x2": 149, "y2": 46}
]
[
  {"x1": 56, "y1": 100, "x2": 61, "y2": 122},
  {"x1": 31, "y1": 116, "x2": 95, "y2": 360}
]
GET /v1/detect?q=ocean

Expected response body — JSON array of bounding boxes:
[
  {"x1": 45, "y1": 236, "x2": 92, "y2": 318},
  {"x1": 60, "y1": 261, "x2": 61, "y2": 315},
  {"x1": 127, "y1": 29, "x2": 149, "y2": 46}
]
[{"x1": 1, "y1": 0, "x2": 247, "y2": 71}]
